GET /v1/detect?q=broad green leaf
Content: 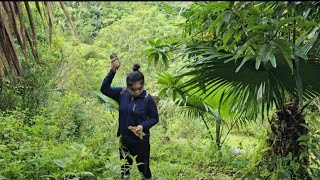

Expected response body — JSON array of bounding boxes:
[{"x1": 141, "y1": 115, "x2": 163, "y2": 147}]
[
  {"x1": 205, "y1": 2, "x2": 230, "y2": 9},
  {"x1": 292, "y1": 162, "x2": 300, "y2": 173},
  {"x1": 162, "y1": 53, "x2": 169, "y2": 68},
  {"x1": 216, "y1": 22, "x2": 223, "y2": 36},
  {"x1": 246, "y1": 31, "x2": 264, "y2": 41},
  {"x1": 281, "y1": 24, "x2": 301, "y2": 33},
  {"x1": 161, "y1": 3, "x2": 181, "y2": 14},
  {"x1": 300, "y1": 21, "x2": 318, "y2": 27},
  {"x1": 273, "y1": 39, "x2": 293, "y2": 72},
  {"x1": 293, "y1": 45, "x2": 307, "y2": 60},
  {"x1": 248, "y1": 6, "x2": 262, "y2": 15},
  {"x1": 147, "y1": 38, "x2": 156, "y2": 46},
  {"x1": 235, "y1": 55, "x2": 253, "y2": 72},
  {"x1": 158, "y1": 89, "x2": 167, "y2": 97},
  {"x1": 299, "y1": 151, "x2": 308, "y2": 161},
  {"x1": 209, "y1": 17, "x2": 222, "y2": 32},
  {"x1": 156, "y1": 39, "x2": 163, "y2": 45},
  {"x1": 154, "y1": 53, "x2": 159, "y2": 66},
  {"x1": 249, "y1": 24, "x2": 273, "y2": 31},
  {"x1": 302, "y1": 28, "x2": 319, "y2": 54},
  {"x1": 299, "y1": 141, "x2": 308, "y2": 147},
  {"x1": 297, "y1": 135, "x2": 309, "y2": 141},
  {"x1": 269, "y1": 53, "x2": 276, "y2": 68},
  {"x1": 148, "y1": 53, "x2": 155, "y2": 67},
  {"x1": 311, "y1": 149, "x2": 320, "y2": 159},
  {"x1": 299, "y1": 123, "x2": 310, "y2": 130},
  {"x1": 255, "y1": 56, "x2": 262, "y2": 70},
  {"x1": 94, "y1": 91, "x2": 119, "y2": 110},
  {"x1": 53, "y1": 159, "x2": 66, "y2": 169},
  {"x1": 257, "y1": 83, "x2": 264, "y2": 100},
  {"x1": 277, "y1": 17, "x2": 300, "y2": 28},
  {"x1": 143, "y1": 48, "x2": 154, "y2": 54},
  {"x1": 237, "y1": 9, "x2": 249, "y2": 18},
  {"x1": 235, "y1": 34, "x2": 263, "y2": 60},
  {"x1": 0, "y1": 145, "x2": 6, "y2": 150},
  {"x1": 311, "y1": 158, "x2": 320, "y2": 166},
  {"x1": 79, "y1": 172, "x2": 94, "y2": 176},
  {"x1": 259, "y1": 43, "x2": 272, "y2": 63}
]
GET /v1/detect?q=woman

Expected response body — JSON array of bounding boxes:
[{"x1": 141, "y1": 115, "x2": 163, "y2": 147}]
[{"x1": 100, "y1": 57, "x2": 159, "y2": 180}]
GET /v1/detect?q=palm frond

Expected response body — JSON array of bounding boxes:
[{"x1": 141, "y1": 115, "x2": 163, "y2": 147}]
[
  {"x1": 177, "y1": 46, "x2": 320, "y2": 121},
  {"x1": 0, "y1": 2, "x2": 77, "y2": 82},
  {"x1": 0, "y1": 4, "x2": 22, "y2": 76},
  {"x1": 175, "y1": 96, "x2": 207, "y2": 119},
  {"x1": 93, "y1": 91, "x2": 119, "y2": 111}
]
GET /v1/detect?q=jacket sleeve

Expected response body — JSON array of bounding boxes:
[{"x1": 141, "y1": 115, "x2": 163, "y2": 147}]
[
  {"x1": 139, "y1": 95, "x2": 159, "y2": 130},
  {"x1": 100, "y1": 69, "x2": 123, "y2": 102}
]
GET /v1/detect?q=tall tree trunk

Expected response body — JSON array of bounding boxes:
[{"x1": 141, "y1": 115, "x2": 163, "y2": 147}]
[
  {"x1": 216, "y1": 119, "x2": 221, "y2": 149},
  {"x1": 268, "y1": 102, "x2": 309, "y2": 178}
]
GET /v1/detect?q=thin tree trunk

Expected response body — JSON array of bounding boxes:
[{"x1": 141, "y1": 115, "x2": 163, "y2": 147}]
[
  {"x1": 59, "y1": 2, "x2": 78, "y2": 38},
  {"x1": 293, "y1": 14, "x2": 303, "y2": 107},
  {"x1": 216, "y1": 118, "x2": 221, "y2": 149},
  {"x1": 200, "y1": 113, "x2": 214, "y2": 142}
]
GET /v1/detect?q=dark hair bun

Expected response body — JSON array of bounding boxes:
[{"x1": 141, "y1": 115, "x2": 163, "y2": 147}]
[{"x1": 133, "y1": 64, "x2": 140, "y2": 71}]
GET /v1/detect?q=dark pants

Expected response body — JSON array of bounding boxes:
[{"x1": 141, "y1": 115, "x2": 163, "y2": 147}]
[{"x1": 119, "y1": 140, "x2": 151, "y2": 179}]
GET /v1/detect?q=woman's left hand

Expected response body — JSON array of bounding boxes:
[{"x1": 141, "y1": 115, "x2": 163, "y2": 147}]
[
  {"x1": 134, "y1": 125, "x2": 143, "y2": 134},
  {"x1": 133, "y1": 125, "x2": 143, "y2": 137},
  {"x1": 128, "y1": 125, "x2": 144, "y2": 139}
]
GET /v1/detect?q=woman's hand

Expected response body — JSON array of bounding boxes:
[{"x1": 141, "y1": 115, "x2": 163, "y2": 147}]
[
  {"x1": 111, "y1": 58, "x2": 120, "y2": 72},
  {"x1": 128, "y1": 125, "x2": 145, "y2": 140},
  {"x1": 132, "y1": 125, "x2": 143, "y2": 137},
  {"x1": 135, "y1": 125, "x2": 143, "y2": 133}
]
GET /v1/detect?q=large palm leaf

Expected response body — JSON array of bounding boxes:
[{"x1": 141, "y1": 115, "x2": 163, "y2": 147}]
[
  {"x1": 93, "y1": 91, "x2": 119, "y2": 112},
  {"x1": 157, "y1": 71, "x2": 240, "y2": 147},
  {"x1": 176, "y1": 45, "x2": 320, "y2": 121}
]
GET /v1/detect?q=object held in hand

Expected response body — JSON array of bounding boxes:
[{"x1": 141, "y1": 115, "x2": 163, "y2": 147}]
[
  {"x1": 128, "y1": 126, "x2": 145, "y2": 140},
  {"x1": 110, "y1": 53, "x2": 118, "y2": 60},
  {"x1": 110, "y1": 53, "x2": 120, "y2": 70}
]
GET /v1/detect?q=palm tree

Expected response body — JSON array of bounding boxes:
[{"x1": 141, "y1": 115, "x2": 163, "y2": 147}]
[
  {"x1": 0, "y1": 2, "x2": 76, "y2": 82},
  {"x1": 149, "y1": 1, "x2": 320, "y2": 178},
  {"x1": 157, "y1": 71, "x2": 245, "y2": 149}
]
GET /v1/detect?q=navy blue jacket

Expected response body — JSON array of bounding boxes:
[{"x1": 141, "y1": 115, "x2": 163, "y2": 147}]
[{"x1": 100, "y1": 69, "x2": 159, "y2": 143}]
